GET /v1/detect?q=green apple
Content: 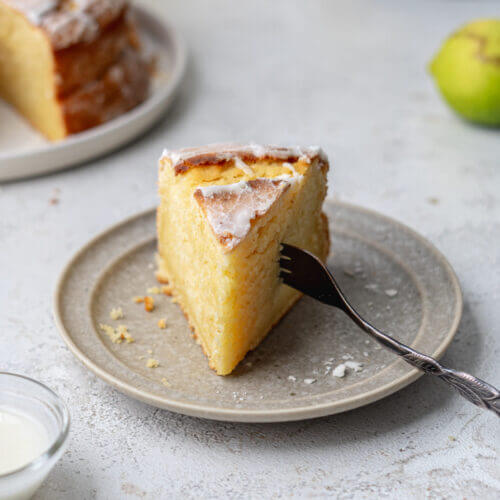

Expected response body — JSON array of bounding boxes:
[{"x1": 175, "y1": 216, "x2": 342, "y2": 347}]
[{"x1": 429, "y1": 19, "x2": 500, "y2": 126}]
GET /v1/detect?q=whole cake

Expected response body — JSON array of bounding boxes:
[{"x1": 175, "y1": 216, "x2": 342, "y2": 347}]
[
  {"x1": 157, "y1": 144, "x2": 330, "y2": 375},
  {"x1": 0, "y1": 0, "x2": 150, "y2": 140}
]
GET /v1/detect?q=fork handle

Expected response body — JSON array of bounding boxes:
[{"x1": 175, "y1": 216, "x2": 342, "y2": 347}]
[
  {"x1": 342, "y1": 305, "x2": 500, "y2": 416},
  {"x1": 401, "y1": 350, "x2": 500, "y2": 415}
]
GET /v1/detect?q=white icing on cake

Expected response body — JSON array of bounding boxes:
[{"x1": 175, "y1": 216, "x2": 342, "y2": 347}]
[
  {"x1": 283, "y1": 162, "x2": 298, "y2": 176},
  {"x1": 233, "y1": 157, "x2": 254, "y2": 175},
  {"x1": 271, "y1": 173, "x2": 303, "y2": 183},
  {"x1": 16, "y1": 0, "x2": 58, "y2": 24},
  {"x1": 4, "y1": 0, "x2": 126, "y2": 49},
  {"x1": 194, "y1": 177, "x2": 292, "y2": 252},
  {"x1": 161, "y1": 143, "x2": 327, "y2": 171}
]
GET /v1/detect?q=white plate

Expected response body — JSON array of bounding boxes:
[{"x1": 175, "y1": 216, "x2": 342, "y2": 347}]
[{"x1": 0, "y1": 6, "x2": 186, "y2": 182}]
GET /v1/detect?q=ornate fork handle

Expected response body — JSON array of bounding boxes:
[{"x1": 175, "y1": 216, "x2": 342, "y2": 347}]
[
  {"x1": 402, "y1": 351, "x2": 500, "y2": 415},
  {"x1": 352, "y1": 315, "x2": 500, "y2": 417}
]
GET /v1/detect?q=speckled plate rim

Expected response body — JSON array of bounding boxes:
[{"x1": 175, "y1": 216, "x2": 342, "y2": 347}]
[
  {"x1": 0, "y1": 6, "x2": 186, "y2": 182},
  {"x1": 53, "y1": 202, "x2": 463, "y2": 422}
]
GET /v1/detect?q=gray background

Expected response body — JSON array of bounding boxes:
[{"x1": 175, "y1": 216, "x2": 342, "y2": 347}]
[{"x1": 1, "y1": 0, "x2": 499, "y2": 498}]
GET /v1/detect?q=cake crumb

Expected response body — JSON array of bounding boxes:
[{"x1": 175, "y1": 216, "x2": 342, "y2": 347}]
[
  {"x1": 144, "y1": 296, "x2": 154, "y2": 312},
  {"x1": 161, "y1": 377, "x2": 170, "y2": 387},
  {"x1": 385, "y1": 288, "x2": 398, "y2": 297},
  {"x1": 49, "y1": 188, "x2": 60, "y2": 205},
  {"x1": 109, "y1": 307, "x2": 124, "y2": 320},
  {"x1": 147, "y1": 286, "x2": 162, "y2": 295},
  {"x1": 133, "y1": 296, "x2": 144, "y2": 303},
  {"x1": 332, "y1": 364, "x2": 346, "y2": 378},
  {"x1": 161, "y1": 285, "x2": 173, "y2": 295},
  {"x1": 146, "y1": 358, "x2": 159, "y2": 368},
  {"x1": 448, "y1": 435, "x2": 456, "y2": 442},
  {"x1": 304, "y1": 378, "x2": 316, "y2": 384},
  {"x1": 158, "y1": 318, "x2": 167, "y2": 329},
  {"x1": 99, "y1": 323, "x2": 122, "y2": 343},
  {"x1": 288, "y1": 375, "x2": 297, "y2": 382},
  {"x1": 117, "y1": 325, "x2": 134, "y2": 343},
  {"x1": 99, "y1": 323, "x2": 134, "y2": 344},
  {"x1": 147, "y1": 349, "x2": 153, "y2": 355}
]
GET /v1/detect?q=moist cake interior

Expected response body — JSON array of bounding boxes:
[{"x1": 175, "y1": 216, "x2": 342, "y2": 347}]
[{"x1": 157, "y1": 144, "x2": 330, "y2": 375}]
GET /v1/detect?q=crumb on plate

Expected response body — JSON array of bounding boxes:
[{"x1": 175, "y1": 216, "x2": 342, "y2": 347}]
[
  {"x1": 144, "y1": 296, "x2": 154, "y2": 311},
  {"x1": 109, "y1": 307, "x2": 124, "y2": 320},
  {"x1": 146, "y1": 358, "x2": 159, "y2": 368},
  {"x1": 117, "y1": 325, "x2": 134, "y2": 343},
  {"x1": 134, "y1": 296, "x2": 155, "y2": 311},
  {"x1": 99, "y1": 323, "x2": 133, "y2": 344}
]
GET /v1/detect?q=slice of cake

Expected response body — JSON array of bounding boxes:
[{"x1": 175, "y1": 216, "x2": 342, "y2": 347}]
[
  {"x1": 157, "y1": 144, "x2": 330, "y2": 375},
  {"x1": 0, "y1": 0, "x2": 150, "y2": 140}
]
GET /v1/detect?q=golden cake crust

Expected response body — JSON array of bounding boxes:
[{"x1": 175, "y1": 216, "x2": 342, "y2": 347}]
[
  {"x1": 161, "y1": 144, "x2": 328, "y2": 174},
  {"x1": 52, "y1": 11, "x2": 135, "y2": 97},
  {"x1": 61, "y1": 47, "x2": 149, "y2": 134}
]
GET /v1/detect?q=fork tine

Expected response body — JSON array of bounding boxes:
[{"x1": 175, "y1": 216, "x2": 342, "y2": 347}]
[
  {"x1": 280, "y1": 269, "x2": 302, "y2": 287},
  {"x1": 279, "y1": 243, "x2": 344, "y2": 307},
  {"x1": 280, "y1": 243, "x2": 324, "y2": 274},
  {"x1": 279, "y1": 256, "x2": 293, "y2": 271},
  {"x1": 280, "y1": 243, "x2": 305, "y2": 260}
]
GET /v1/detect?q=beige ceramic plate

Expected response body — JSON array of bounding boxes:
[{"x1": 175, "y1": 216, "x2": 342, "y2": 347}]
[
  {"x1": 54, "y1": 202, "x2": 462, "y2": 422},
  {"x1": 0, "y1": 6, "x2": 186, "y2": 182}
]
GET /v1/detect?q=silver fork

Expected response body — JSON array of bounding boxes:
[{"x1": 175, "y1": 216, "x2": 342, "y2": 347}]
[{"x1": 279, "y1": 243, "x2": 500, "y2": 416}]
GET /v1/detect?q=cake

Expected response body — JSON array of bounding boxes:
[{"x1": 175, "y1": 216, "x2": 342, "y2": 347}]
[
  {"x1": 0, "y1": 0, "x2": 150, "y2": 140},
  {"x1": 157, "y1": 144, "x2": 330, "y2": 375}
]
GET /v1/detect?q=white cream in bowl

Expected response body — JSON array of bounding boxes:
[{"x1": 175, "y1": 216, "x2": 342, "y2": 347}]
[
  {"x1": 0, "y1": 408, "x2": 50, "y2": 475},
  {"x1": 0, "y1": 373, "x2": 70, "y2": 500}
]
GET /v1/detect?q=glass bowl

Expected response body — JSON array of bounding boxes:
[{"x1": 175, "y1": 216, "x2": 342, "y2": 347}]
[{"x1": 0, "y1": 372, "x2": 70, "y2": 500}]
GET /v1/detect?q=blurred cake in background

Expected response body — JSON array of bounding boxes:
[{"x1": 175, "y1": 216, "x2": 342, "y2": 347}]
[{"x1": 0, "y1": 0, "x2": 150, "y2": 140}]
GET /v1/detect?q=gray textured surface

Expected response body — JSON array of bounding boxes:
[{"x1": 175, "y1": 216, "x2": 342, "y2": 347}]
[{"x1": 0, "y1": 0, "x2": 499, "y2": 498}]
